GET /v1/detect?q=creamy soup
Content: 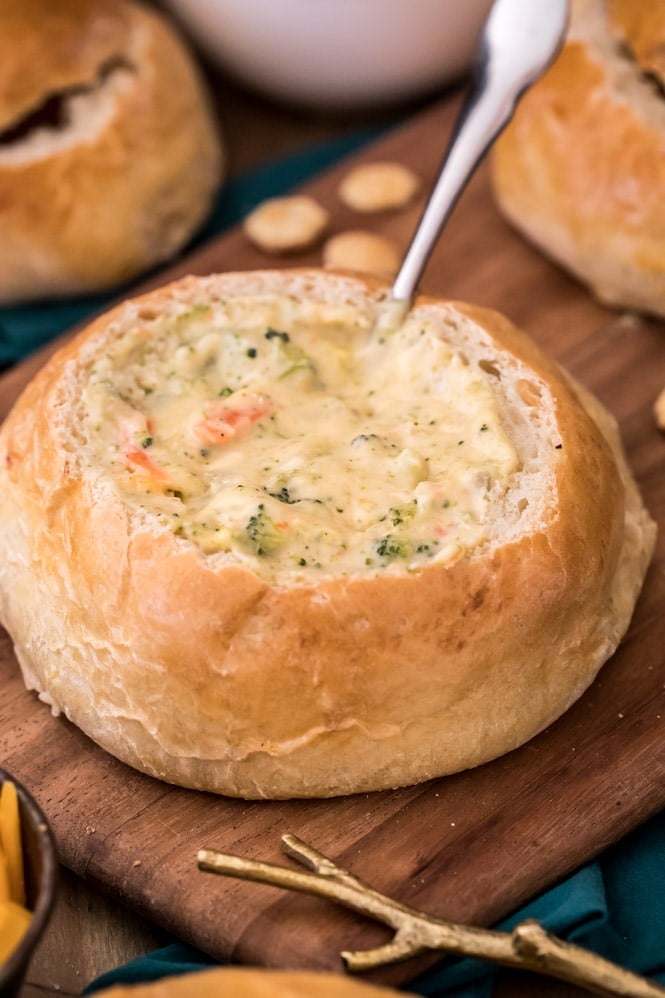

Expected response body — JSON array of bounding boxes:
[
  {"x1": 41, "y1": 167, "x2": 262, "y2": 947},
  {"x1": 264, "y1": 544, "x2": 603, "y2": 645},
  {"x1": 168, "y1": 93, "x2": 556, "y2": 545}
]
[{"x1": 81, "y1": 297, "x2": 519, "y2": 578}]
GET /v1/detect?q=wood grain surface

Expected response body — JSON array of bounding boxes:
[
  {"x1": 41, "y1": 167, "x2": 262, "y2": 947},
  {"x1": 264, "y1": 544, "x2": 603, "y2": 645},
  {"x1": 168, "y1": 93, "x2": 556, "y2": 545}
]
[{"x1": 1, "y1": 92, "x2": 664, "y2": 992}]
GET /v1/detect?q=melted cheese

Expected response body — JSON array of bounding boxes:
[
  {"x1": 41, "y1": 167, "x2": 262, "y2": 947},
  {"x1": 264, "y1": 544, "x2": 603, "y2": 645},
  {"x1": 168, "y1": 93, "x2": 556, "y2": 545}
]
[{"x1": 81, "y1": 298, "x2": 519, "y2": 578}]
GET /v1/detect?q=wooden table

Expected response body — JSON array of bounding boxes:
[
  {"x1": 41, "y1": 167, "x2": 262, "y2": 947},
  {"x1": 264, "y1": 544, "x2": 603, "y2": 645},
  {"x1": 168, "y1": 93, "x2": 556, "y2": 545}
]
[{"x1": 11, "y1": 32, "x2": 655, "y2": 998}]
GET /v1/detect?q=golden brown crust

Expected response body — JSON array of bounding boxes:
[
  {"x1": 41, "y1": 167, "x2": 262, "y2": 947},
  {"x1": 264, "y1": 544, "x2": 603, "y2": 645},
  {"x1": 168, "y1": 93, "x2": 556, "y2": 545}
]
[
  {"x1": 655, "y1": 386, "x2": 665, "y2": 432},
  {"x1": 0, "y1": 0, "x2": 223, "y2": 304},
  {"x1": 0, "y1": 270, "x2": 656, "y2": 799},
  {"x1": 491, "y1": 0, "x2": 665, "y2": 317},
  {"x1": 97, "y1": 968, "x2": 411, "y2": 997},
  {"x1": 0, "y1": 0, "x2": 132, "y2": 129},
  {"x1": 608, "y1": 0, "x2": 665, "y2": 84}
]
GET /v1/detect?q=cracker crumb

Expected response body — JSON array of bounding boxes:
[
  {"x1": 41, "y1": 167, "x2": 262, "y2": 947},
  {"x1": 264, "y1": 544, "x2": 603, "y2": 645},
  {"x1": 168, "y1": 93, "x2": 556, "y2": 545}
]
[
  {"x1": 323, "y1": 230, "x2": 400, "y2": 277},
  {"x1": 338, "y1": 161, "x2": 421, "y2": 212},
  {"x1": 243, "y1": 195, "x2": 329, "y2": 254}
]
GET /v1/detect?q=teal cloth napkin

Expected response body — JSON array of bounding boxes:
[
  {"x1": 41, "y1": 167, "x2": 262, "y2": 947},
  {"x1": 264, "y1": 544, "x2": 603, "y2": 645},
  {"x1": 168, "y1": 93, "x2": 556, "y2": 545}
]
[
  {"x1": 5, "y1": 132, "x2": 662, "y2": 997},
  {"x1": 84, "y1": 811, "x2": 665, "y2": 995}
]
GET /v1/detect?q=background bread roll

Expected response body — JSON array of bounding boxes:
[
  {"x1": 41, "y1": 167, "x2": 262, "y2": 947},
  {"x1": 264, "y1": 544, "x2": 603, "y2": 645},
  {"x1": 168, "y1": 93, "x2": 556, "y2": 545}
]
[
  {"x1": 0, "y1": 270, "x2": 655, "y2": 799},
  {"x1": 491, "y1": 0, "x2": 665, "y2": 317},
  {"x1": 96, "y1": 967, "x2": 413, "y2": 997},
  {"x1": 0, "y1": 0, "x2": 224, "y2": 304}
]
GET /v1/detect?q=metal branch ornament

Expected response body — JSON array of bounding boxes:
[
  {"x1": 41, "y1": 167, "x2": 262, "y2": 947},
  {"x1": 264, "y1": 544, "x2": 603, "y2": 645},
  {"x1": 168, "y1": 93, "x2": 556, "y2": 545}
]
[{"x1": 197, "y1": 834, "x2": 665, "y2": 998}]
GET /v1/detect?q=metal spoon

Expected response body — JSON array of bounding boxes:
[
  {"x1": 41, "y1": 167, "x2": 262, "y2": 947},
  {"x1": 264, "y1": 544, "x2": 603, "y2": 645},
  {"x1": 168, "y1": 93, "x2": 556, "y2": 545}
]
[{"x1": 390, "y1": 0, "x2": 569, "y2": 307}]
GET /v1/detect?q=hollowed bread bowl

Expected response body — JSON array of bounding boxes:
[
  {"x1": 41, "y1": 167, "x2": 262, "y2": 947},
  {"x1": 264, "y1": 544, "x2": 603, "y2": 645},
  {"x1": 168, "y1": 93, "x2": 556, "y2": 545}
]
[{"x1": 0, "y1": 269, "x2": 655, "y2": 798}]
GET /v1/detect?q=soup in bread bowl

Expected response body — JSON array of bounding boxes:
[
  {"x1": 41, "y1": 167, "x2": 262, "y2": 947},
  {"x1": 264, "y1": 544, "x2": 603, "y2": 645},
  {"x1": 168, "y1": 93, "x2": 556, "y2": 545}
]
[{"x1": 0, "y1": 270, "x2": 655, "y2": 798}]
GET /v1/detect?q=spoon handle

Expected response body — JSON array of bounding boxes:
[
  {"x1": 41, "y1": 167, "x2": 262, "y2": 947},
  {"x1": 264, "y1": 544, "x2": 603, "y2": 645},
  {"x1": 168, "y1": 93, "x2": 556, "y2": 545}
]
[{"x1": 391, "y1": 0, "x2": 569, "y2": 304}]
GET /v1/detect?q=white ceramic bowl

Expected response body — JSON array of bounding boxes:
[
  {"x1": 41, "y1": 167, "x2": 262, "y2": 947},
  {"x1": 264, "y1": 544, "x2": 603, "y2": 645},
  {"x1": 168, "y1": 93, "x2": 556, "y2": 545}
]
[{"x1": 164, "y1": 0, "x2": 494, "y2": 110}]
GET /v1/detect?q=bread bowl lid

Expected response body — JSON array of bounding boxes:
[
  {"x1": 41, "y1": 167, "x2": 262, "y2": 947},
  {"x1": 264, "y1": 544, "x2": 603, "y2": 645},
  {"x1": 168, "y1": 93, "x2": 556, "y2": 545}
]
[{"x1": 0, "y1": 0, "x2": 132, "y2": 132}]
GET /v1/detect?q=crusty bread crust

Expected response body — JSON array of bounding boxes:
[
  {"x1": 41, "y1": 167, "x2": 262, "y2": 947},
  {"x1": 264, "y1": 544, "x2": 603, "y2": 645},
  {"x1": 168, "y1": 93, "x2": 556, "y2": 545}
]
[
  {"x1": 97, "y1": 968, "x2": 412, "y2": 997},
  {"x1": 0, "y1": 0, "x2": 223, "y2": 304},
  {"x1": 491, "y1": 0, "x2": 665, "y2": 317},
  {"x1": 0, "y1": 270, "x2": 656, "y2": 799}
]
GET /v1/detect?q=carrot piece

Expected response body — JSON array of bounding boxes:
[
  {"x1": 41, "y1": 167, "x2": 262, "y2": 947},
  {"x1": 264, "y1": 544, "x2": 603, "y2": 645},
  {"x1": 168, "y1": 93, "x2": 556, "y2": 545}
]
[
  {"x1": 194, "y1": 397, "x2": 272, "y2": 445},
  {"x1": 118, "y1": 409, "x2": 169, "y2": 481},
  {"x1": 121, "y1": 444, "x2": 169, "y2": 481}
]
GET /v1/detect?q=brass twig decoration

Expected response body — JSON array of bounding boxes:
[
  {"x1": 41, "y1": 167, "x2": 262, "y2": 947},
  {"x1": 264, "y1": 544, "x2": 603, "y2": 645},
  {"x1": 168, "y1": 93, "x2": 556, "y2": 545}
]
[{"x1": 198, "y1": 834, "x2": 665, "y2": 998}]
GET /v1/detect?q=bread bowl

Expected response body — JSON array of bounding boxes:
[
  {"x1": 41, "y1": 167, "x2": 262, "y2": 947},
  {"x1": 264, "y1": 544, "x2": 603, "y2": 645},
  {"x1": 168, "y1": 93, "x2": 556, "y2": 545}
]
[
  {"x1": 96, "y1": 967, "x2": 412, "y2": 997},
  {"x1": 0, "y1": 269, "x2": 655, "y2": 799},
  {"x1": 0, "y1": 0, "x2": 223, "y2": 304},
  {"x1": 491, "y1": 0, "x2": 665, "y2": 317}
]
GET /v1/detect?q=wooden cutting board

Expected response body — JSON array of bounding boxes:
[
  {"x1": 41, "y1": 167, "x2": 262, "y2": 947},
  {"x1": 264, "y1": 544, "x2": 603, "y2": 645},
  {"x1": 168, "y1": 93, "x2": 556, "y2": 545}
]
[{"x1": 1, "y1": 94, "x2": 664, "y2": 987}]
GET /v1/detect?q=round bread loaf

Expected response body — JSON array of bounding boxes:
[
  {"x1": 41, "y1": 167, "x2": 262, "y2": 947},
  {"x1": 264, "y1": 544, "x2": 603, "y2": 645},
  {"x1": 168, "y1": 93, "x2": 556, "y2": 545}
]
[
  {"x1": 0, "y1": 0, "x2": 223, "y2": 304},
  {"x1": 0, "y1": 269, "x2": 656, "y2": 798},
  {"x1": 95, "y1": 968, "x2": 412, "y2": 997},
  {"x1": 491, "y1": 0, "x2": 665, "y2": 317}
]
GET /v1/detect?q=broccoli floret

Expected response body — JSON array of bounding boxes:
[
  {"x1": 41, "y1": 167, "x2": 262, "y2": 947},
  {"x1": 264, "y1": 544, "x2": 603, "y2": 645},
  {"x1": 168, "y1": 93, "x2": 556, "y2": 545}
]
[
  {"x1": 244, "y1": 504, "x2": 284, "y2": 556},
  {"x1": 375, "y1": 535, "x2": 410, "y2": 560}
]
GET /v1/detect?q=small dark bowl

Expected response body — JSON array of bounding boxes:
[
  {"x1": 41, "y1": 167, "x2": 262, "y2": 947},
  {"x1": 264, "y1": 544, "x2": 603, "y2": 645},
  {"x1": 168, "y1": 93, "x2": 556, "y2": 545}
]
[{"x1": 0, "y1": 767, "x2": 58, "y2": 998}]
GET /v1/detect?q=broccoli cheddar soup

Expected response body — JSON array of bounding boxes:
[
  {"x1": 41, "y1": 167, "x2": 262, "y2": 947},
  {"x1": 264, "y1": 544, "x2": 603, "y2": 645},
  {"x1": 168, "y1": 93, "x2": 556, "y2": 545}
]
[{"x1": 80, "y1": 295, "x2": 520, "y2": 579}]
